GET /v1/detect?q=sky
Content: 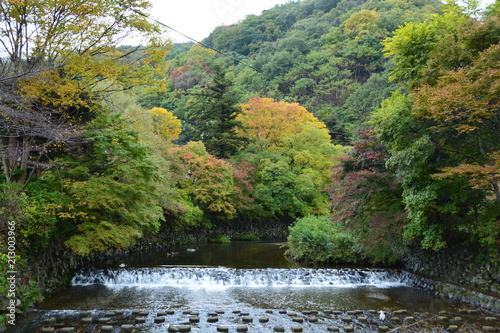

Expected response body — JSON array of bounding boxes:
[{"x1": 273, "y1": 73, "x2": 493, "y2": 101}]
[
  {"x1": 149, "y1": 0, "x2": 293, "y2": 43},
  {"x1": 146, "y1": 0, "x2": 497, "y2": 44}
]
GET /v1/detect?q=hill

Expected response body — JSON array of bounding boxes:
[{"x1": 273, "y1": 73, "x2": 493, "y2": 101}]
[{"x1": 141, "y1": 0, "x2": 443, "y2": 144}]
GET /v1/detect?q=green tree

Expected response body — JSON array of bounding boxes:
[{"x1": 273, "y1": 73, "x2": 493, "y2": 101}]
[
  {"x1": 189, "y1": 65, "x2": 247, "y2": 158},
  {"x1": 372, "y1": 5, "x2": 500, "y2": 252},
  {"x1": 53, "y1": 113, "x2": 164, "y2": 255},
  {"x1": 286, "y1": 215, "x2": 360, "y2": 263},
  {"x1": 234, "y1": 97, "x2": 344, "y2": 220}
]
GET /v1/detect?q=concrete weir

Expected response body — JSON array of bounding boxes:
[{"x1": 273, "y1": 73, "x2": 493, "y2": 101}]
[{"x1": 35, "y1": 308, "x2": 499, "y2": 333}]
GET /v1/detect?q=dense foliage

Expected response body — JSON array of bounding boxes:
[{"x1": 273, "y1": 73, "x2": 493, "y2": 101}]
[
  {"x1": 330, "y1": 1, "x2": 500, "y2": 263},
  {"x1": 371, "y1": 6, "x2": 500, "y2": 254},
  {"x1": 286, "y1": 215, "x2": 360, "y2": 263},
  {"x1": 1, "y1": 0, "x2": 499, "y2": 322},
  {"x1": 150, "y1": 0, "x2": 442, "y2": 144}
]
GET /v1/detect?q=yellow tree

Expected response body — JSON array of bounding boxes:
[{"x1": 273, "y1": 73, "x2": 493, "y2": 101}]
[
  {"x1": 344, "y1": 9, "x2": 381, "y2": 38},
  {"x1": 237, "y1": 97, "x2": 326, "y2": 148},
  {"x1": 148, "y1": 107, "x2": 182, "y2": 141},
  {"x1": 0, "y1": 0, "x2": 170, "y2": 184}
]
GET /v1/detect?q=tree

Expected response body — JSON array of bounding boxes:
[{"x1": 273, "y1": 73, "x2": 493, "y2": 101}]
[
  {"x1": 383, "y1": 7, "x2": 500, "y2": 88},
  {"x1": 148, "y1": 107, "x2": 182, "y2": 141},
  {"x1": 237, "y1": 97, "x2": 326, "y2": 149},
  {"x1": 189, "y1": 65, "x2": 247, "y2": 158},
  {"x1": 414, "y1": 43, "x2": 500, "y2": 233},
  {"x1": 344, "y1": 9, "x2": 382, "y2": 39},
  {"x1": 329, "y1": 129, "x2": 405, "y2": 262},
  {"x1": 52, "y1": 113, "x2": 165, "y2": 255},
  {"x1": 234, "y1": 97, "x2": 344, "y2": 220},
  {"x1": 372, "y1": 5, "x2": 500, "y2": 252},
  {"x1": 286, "y1": 215, "x2": 360, "y2": 263},
  {"x1": 0, "y1": 0, "x2": 169, "y2": 185},
  {"x1": 169, "y1": 141, "x2": 253, "y2": 221}
]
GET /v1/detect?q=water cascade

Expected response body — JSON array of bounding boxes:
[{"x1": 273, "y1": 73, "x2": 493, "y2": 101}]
[{"x1": 71, "y1": 267, "x2": 406, "y2": 289}]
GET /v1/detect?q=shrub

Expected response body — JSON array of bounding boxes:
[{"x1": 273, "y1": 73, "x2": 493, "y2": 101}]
[
  {"x1": 209, "y1": 236, "x2": 231, "y2": 243},
  {"x1": 285, "y1": 215, "x2": 360, "y2": 263}
]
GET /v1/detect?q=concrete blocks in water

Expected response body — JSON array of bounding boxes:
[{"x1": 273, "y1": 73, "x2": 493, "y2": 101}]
[
  {"x1": 43, "y1": 318, "x2": 56, "y2": 325},
  {"x1": 59, "y1": 328, "x2": 74, "y2": 333},
  {"x1": 40, "y1": 328, "x2": 55, "y2": 333},
  {"x1": 35, "y1": 306, "x2": 499, "y2": 333},
  {"x1": 168, "y1": 325, "x2": 191, "y2": 332},
  {"x1": 121, "y1": 324, "x2": 134, "y2": 332}
]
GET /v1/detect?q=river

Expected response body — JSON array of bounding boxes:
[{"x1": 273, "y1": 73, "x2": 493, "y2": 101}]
[{"x1": 9, "y1": 241, "x2": 497, "y2": 332}]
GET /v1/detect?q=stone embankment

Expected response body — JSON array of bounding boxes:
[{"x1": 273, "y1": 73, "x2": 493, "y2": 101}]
[
  {"x1": 401, "y1": 271, "x2": 500, "y2": 314},
  {"x1": 401, "y1": 246, "x2": 500, "y2": 313}
]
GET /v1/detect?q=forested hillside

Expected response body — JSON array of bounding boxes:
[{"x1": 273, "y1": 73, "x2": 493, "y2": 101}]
[
  {"x1": 1, "y1": 0, "x2": 499, "y2": 318},
  {"x1": 143, "y1": 0, "x2": 443, "y2": 144}
]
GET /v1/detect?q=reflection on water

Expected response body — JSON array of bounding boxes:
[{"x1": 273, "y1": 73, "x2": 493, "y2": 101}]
[{"x1": 109, "y1": 241, "x2": 295, "y2": 269}]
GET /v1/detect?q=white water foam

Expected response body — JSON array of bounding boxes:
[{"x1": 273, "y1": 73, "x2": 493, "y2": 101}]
[{"x1": 71, "y1": 268, "x2": 407, "y2": 290}]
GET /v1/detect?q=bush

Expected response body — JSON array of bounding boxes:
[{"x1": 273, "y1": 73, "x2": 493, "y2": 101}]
[
  {"x1": 285, "y1": 215, "x2": 360, "y2": 263},
  {"x1": 208, "y1": 236, "x2": 231, "y2": 243}
]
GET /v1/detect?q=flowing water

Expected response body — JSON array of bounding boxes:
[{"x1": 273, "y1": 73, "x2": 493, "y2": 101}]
[{"x1": 9, "y1": 241, "x2": 497, "y2": 332}]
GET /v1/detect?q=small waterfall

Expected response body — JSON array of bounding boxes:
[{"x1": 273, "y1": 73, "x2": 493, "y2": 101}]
[{"x1": 71, "y1": 267, "x2": 407, "y2": 289}]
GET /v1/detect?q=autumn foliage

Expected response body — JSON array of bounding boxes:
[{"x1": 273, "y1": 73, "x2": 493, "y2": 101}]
[
  {"x1": 170, "y1": 142, "x2": 253, "y2": 219},
  {"x1": 238, "y1": 97, "x2": 326, "y2": 147}
]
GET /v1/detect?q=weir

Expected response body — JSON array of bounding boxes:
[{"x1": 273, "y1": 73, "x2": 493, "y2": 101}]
[
  {"x1": 71, "y1": 267, "x2": 407, "y2": 289},
  {"x1": 11, "y1": 242, "x2": 499, "y2": 332}
]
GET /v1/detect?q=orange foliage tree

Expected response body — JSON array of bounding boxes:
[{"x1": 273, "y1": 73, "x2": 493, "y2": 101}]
[
  {"x1": 237, "y1": 97, "x2": 326, "y2": 148},
  {"x1": 169, "y1": 141, "x2": 253, "y2": 220}
]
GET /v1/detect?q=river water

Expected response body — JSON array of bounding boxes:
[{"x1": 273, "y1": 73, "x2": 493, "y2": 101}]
[{"x1": 9, "y1": 241, "x2": 497, "y2": 332}]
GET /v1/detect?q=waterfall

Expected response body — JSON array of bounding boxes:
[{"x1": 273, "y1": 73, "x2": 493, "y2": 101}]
[{"x1": 71, "y1": 267, "x2": 407, "y2": 289}]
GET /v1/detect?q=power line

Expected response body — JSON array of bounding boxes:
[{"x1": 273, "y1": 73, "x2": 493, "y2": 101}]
[{"x1": 124, "y1": 4, "x2": 270, "y2": 78}]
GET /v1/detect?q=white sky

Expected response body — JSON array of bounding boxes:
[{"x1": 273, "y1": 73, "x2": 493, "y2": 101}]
[
  {"x1": 149, "y1": 0, "x2": 293, "y2": 43},
  {"x1": 146, "y1": 0, "x2": 497, "y2": 44}
]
